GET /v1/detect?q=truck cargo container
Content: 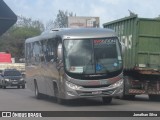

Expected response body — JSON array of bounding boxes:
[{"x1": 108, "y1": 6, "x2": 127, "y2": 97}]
[{"x1": 103, "y1": 15, "x2": 160, "y2": 100}]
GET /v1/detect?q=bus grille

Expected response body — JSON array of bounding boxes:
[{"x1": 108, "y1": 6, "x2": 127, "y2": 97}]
[
  {"x1": 77, "y1": 90, "x2": 114, "y2": 97},
  {"x1": 82, "y1": 84, "x2": 110, "y2": 88}
]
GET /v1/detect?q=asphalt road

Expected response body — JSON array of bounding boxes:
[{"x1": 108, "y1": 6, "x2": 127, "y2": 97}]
[{"x1": 0, "y1": 86, "x2": 160, "y2": 120}]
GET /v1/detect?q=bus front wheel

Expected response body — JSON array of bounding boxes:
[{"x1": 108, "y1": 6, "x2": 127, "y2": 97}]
[
  {"x1": 54, "y1": 85, "x2": 65, "y2": 104},
  {"x1": 2, "y1": 85, "x2": 6, "y2": 89}
]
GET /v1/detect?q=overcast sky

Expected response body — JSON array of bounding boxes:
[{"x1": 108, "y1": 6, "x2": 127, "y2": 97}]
[{"x1": 4, "y1": 0, "x2": 160, "y2": 27}]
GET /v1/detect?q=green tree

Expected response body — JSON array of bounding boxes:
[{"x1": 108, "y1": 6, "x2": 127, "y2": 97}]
[
  {"x1": 0, "y1": 16, "x2": 44, "y2": 62},
  {"x1": 46, "y1": 10, "x2": 76, "y2": 29}
]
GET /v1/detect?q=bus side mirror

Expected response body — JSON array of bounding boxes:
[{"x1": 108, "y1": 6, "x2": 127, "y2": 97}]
[{"x1": 57, "y1": 43, "x2": 63, "y2": 61}]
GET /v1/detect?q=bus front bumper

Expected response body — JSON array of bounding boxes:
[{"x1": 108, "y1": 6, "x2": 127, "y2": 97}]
[{"x1": 64, "y1": 79, "x2": 123, "y2": 99}]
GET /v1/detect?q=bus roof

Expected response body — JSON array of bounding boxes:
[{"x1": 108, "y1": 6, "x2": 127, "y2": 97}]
[{"x1": 25, "y1": 28, "x2": 117, "y2": 43}]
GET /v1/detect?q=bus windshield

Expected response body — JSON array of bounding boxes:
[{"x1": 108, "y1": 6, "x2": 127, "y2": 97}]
[{"x1": 64, "y1": 37, "x2": 122, "y2": 76}]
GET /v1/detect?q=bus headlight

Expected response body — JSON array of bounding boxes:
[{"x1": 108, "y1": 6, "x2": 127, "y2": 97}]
[
  {"x1": 109, "y1": 79, "x2": 123, "y2": 88},
  {"x1": 66, "y1": 81, "x2": 82, "y2": 90}
]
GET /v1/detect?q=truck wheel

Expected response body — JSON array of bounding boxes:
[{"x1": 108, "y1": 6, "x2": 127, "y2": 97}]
[
  {"x1": 2, "y1": 86, "x2": 6, "y2": 89},
  {"x1": 102, "y1": 97, "x2": 112, "y2": 104},
  {"x1": 149, "y1": 95, "x2": 160, "y2": 101},
  {"x1": 0, "y1": 85, "x2": 2, "y2": 88},
  {"x1": 54, "y1": 85, "x2": 65, "y2": 104}
]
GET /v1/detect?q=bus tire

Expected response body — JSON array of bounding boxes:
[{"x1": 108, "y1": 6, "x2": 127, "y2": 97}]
[
  {"x1": 54, "y1": 84, "x2": 65, "y2": 104},
  {"x1": 2, "y1": 85, "x2": 6, "y2": 89},
  {"x1": 120, "y1": 76, "x2": 135, "y2": 100},
  {"x1": 34, "y1": 81, "x2": 43, "y2": 99},
  {"x1": 102, "y1": 97, "x2": 112, "y2": 104}
]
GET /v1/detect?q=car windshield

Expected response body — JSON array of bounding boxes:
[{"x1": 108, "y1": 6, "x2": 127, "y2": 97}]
[
  {"x1": 64, "y1": 37, "x2": 122, "y2": 75},
  {"x1": 4, "y1": 71, "x2": 21, "y2": 76}
]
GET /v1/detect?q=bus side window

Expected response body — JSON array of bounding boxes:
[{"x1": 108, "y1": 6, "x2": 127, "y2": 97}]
[
  {"x1": 47, "y1": 39, "x2": 57, "y2": 63},
  {"x1": 40, "y1": 40, "x2": 47, "y2": 62},
  {"x1": 25, "y1": 43, "x2": 30, "y2": 65},
  {"x1": 41, "y1": 39, "x2": 57, "y2": 63},
  {"x1": 26, "y1": 42, "x2": 33, "y2": 65},
  {"x1": 32, "y1": 41, "x2": 41, "y2": 65}
]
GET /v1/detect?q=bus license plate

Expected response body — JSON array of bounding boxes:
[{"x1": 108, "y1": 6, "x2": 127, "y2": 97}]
[{"x1": 92, "y1": 91, "x2": 102, "y2": 95}]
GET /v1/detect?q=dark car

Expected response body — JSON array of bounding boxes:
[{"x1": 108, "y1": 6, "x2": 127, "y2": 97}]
[{"x1": 0, "y1": 69, "x2": 25, "y2": 89}]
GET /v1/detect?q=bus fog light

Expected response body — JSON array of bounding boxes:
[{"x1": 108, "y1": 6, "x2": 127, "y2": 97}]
[
  {"x1": 66, "y1": 81, "x2": 82, "y2": 90},
  {"x1": 67, "y1": 91, "x2": 75, "y2": 96},
  {"x1": 109, "y1": 79, "x2": 123, "y2": 88}
]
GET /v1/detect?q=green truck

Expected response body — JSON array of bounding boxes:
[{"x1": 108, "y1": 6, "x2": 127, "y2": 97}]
[{"x1": 103, "y1": 15, "x2": 160, "y2": 100}]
